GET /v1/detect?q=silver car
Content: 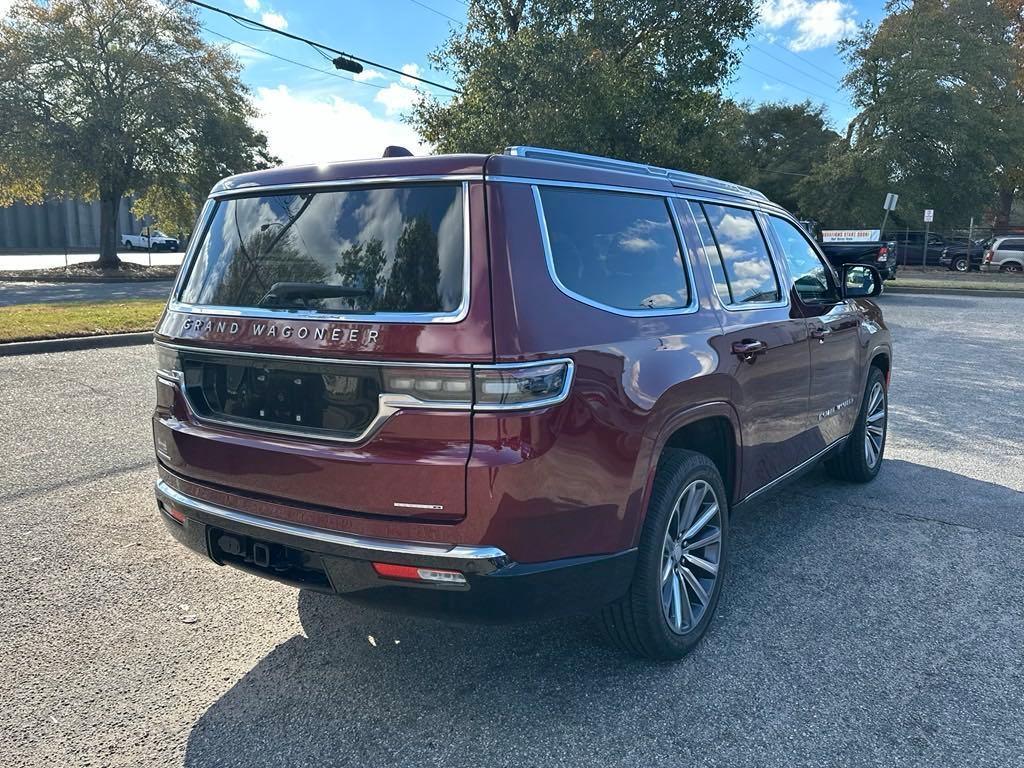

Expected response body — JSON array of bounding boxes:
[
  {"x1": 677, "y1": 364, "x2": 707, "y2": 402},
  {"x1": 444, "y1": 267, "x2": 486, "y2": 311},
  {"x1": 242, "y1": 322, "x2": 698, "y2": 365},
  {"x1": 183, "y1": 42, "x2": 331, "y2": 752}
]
[{"x1": 981, "y1": 236, "x2": 1024, "y2": 273}]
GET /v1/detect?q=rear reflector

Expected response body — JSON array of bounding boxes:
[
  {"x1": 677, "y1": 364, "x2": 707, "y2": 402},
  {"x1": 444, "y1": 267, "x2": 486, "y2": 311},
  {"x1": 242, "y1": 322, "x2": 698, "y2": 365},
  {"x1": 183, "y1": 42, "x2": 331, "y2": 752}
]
[
  {"x1": 372, "y1": 562, "x2": 466, "y2": 584},
  {"x1": 163, "y1": 503, "x2": 186, "y2": 525}
]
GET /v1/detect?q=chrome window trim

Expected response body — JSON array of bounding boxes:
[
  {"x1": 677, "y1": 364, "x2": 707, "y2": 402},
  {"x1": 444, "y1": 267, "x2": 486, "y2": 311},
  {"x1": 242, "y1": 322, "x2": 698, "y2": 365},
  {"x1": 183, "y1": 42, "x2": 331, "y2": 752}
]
[
  {"x1": 473, "y1": 357, "x2": 576, "y2": 411},
  {"x1": 488, "y1": 175, "x2": 783, "y2": 215},
  {"x1": 503, "y1": 146, "x2": 767, "y2": 201},
  {"x1": 170, "y1": 180, "x2": 473, "y2": 326},
  {"x1": 155, "y1": 480, "x2": 508, "y2": 563},
  {"x1": 531, "y1": 185, "x2": 700, "y2": 318},
  {"x1": 685, "y1": 200, "x2": 790, "y2": 313},
  {"x1": 208, "y1": 174, "x2": 483, "y2": 198}
]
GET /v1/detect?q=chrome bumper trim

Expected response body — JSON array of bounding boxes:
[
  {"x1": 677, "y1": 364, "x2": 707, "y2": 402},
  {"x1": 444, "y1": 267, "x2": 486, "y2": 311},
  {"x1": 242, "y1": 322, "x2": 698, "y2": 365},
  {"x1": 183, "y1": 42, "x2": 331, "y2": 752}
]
[{"x1": 155, "y1": 480, "x2": 508, "y2": 562}]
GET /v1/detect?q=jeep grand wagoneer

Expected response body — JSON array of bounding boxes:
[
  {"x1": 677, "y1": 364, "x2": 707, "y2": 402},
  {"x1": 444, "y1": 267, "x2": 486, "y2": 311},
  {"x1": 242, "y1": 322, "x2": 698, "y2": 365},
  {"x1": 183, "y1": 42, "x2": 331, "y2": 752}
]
[{"x1": 153, "y1": 147, "x2": 891, "y2": 659}]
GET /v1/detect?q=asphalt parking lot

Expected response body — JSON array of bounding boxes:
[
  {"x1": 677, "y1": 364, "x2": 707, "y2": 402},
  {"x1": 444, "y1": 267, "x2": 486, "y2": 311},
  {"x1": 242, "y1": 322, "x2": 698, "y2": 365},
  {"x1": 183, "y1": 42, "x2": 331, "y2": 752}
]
[{"x1": 2, "y1": 292, "x2": 1022, "y2": 767}]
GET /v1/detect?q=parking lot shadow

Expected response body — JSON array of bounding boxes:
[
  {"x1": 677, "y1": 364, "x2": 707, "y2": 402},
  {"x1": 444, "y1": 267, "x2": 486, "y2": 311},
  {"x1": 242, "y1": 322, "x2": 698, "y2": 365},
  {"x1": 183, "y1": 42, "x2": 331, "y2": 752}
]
[{"x1": 182, "y1": 459, "x2": 1024, "y2": 767}]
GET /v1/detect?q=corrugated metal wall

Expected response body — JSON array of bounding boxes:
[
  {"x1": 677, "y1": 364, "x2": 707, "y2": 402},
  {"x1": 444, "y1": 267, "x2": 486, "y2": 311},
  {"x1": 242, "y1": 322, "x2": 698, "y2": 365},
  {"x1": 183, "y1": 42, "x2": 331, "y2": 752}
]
[{"x1": 0, "y1": 198, "x2": 141, "y2": 251}]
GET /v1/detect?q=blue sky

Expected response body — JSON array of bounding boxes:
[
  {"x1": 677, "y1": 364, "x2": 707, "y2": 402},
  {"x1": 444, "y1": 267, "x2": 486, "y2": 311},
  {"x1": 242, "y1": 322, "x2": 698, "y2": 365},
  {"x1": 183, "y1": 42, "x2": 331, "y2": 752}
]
[{"x1": 192, "y1": 0, "x2": 888, "y2": 165}]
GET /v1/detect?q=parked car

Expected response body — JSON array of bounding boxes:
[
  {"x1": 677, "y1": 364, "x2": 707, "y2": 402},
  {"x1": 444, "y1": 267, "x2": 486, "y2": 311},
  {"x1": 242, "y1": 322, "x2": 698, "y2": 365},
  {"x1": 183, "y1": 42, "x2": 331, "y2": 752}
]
[
  {"x1": 980, "y1": 236, "x2": 1024, "y2": 273},
  {"x1": 152, "y1": 146, "x2": 892, "y2": 660},
  {"x1": 939, "y1": 240, "x2": 988, "y2": 272},
  {"x1": 819, "y1": 239, "x2": 898, "y2": 280},
  {"x1": 886, "y1": 230, "x2": 960, "y2": 266},
  {"x1": 123, "y1": 227, "x2": 179, "y2": 251}
]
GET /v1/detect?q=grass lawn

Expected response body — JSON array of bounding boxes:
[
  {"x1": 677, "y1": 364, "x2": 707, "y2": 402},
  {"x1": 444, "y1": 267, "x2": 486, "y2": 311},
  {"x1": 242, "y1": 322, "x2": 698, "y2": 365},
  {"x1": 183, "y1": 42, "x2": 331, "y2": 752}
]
[{"x1": 0, "y1": 299, "x2": 164, "y2": 343}]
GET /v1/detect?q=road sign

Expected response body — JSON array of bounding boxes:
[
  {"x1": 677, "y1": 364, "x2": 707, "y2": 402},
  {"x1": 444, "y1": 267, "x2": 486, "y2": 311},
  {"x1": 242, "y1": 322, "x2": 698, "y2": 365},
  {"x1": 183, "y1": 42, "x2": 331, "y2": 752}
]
[
  {"x1": 924, "y1": 209, "x2": 934, "y2": 223},
  {"x1": 883, "y1": 193, "x2": 899, "y2": 211}
]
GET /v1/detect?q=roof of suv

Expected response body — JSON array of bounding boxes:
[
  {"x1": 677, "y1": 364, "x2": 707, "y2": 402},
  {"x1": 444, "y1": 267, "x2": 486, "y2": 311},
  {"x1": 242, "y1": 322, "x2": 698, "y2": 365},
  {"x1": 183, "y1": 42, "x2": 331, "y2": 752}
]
[{"x1": 210, "y1": 146, "x2": 772, "y2": 206}]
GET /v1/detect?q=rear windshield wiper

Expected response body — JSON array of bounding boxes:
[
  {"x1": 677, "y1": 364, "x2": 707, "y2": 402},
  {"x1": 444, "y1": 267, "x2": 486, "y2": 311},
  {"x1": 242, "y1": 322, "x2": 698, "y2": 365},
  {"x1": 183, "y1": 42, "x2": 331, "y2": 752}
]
[{"x1": 259, "y1": 282, "x2": 373, "y2": 308}]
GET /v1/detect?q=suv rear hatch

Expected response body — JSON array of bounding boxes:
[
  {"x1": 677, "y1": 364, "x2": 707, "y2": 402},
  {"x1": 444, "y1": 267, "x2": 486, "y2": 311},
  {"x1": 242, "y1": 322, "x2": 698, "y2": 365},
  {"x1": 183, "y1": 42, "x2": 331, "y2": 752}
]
[{"x1": 154, "y1": 160, "x2": 493, "y2": 523}]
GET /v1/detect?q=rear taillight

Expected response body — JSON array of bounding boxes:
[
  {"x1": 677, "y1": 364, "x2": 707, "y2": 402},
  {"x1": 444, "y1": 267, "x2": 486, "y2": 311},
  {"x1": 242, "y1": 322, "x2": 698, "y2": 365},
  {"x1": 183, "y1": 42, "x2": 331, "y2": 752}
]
[
  {"x1": 383, "y1": 359, "x2": 574, "y2": 410},
  {"x1": 984, "y1": 249, "x2": 994, "y2": 263},
  {"x1": 877, "y1": 245, "x2": 889, "y2": 262}
]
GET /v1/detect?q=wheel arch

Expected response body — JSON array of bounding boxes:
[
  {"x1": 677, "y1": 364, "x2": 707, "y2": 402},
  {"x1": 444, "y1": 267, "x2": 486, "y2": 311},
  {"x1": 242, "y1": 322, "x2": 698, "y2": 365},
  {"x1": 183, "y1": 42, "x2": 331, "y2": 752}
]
[{"x1": 633, "y1": 403, "x2": 742, "y2": 548}]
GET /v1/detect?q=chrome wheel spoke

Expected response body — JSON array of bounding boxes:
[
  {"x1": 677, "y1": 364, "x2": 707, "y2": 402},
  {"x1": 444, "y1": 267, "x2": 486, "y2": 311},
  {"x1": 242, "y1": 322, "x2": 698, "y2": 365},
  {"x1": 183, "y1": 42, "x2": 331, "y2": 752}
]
[
  {"x1": 683, "y1": 503, "x2": 718, "y2": 541},
  {"x1": 670, "y1": 573, "x2": 683, "y2": 630},
  {"x1": 684, "y1": 552, "x2": 719, "y2": 576},
  {"x1": 678, "y1": 482, "x2": 706, "y2": 533},
  {"x1": 681, "y1": 567, "x2": 710, "y2": 606},
  {"x1": 661, "y1": 556, "x2": 674, "y2": 584},
  {"x1": 684, "y1": 529, "x2": 721, "y2": 552},
  {"x1": 677, "y1": 571, "x2": 693, "y2": 629}
]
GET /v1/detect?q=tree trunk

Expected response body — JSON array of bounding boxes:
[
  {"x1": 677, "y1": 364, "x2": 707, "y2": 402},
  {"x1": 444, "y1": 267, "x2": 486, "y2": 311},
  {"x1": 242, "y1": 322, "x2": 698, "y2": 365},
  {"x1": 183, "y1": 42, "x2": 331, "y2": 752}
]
[
  {"x1": 994, "y1": 187, "x2": 1014, "y2": 230},
  {"x1": 97, "y1": 190, "x2": 122, "y2": 269}
]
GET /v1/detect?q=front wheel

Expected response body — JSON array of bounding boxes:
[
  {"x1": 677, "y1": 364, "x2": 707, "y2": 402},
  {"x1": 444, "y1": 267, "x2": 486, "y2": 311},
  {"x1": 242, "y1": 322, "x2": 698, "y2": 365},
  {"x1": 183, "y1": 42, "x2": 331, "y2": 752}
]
[
  {"x1": 601, "y1": 450, "x2": 728, "y2": 660},
  {"x1": 826, "y1": 367, "x2": 888, "y2": 483},
  {"x1": 953, "y1": 257, "x2": 969, "y2": 272}
]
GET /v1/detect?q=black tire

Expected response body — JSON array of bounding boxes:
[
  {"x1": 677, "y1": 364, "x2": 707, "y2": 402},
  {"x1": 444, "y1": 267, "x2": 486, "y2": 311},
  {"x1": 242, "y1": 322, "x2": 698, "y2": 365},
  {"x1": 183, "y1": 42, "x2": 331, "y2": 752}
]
[
  {"x1": 825, "y1": 366, "x2": 888, "y2": 483},
  {"x1": 124, "y1": 240, "x2": 134, "y2": 250},
  {"x1": 953, "y1": 257, "x2": 969, "y2": 272},
  {"x1": 1000, "y1": 263, "x2": 1023, "y2": 274},
  {"x1": 601, "y1": 449, "x2": 729, "y2": 660}
]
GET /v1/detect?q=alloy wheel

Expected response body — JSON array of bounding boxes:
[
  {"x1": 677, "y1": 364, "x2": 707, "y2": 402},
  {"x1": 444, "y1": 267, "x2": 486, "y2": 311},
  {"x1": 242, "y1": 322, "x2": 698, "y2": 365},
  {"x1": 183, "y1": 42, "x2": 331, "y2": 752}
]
[
  {"x1": 863, "y1": 381, "x2": 887, "y2": 469},
  {"x1": 955, "y1": 259, "x2": 968, "y2": 272},
  {"x1": 660, "y1": 480, "x2": 722, "y2": 634}
]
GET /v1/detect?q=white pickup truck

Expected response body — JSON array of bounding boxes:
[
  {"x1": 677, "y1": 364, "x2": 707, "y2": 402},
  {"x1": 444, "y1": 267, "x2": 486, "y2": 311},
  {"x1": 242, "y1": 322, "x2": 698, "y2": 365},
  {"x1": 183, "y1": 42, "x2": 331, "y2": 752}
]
[{"x1": 122, "y1": 228, "x2": 180, "y2": 251}]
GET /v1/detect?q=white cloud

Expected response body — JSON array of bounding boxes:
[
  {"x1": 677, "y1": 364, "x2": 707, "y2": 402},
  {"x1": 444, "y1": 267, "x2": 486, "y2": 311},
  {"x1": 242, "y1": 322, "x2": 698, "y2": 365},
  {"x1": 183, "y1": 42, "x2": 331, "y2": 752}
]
[
  {"x1": 226, "y1": 41, "x2": 267, "y2": 64},
  {"x1": 251, "y1": 84, "x2": 428, "y2": 165},
  {"x1": 354, "y1": 68, "x2": 386, "y2": 82},
  {"x1": 399, "y1": 63, "x2": 422, "y2": 86},
  {"x1": 759, "y1": 0, "x2": 857, "y2": 51},
  {"x1": 242, "y1": 0, "x2": 260, "y2": 11},
  {"x1": 261, "y1": 10, "x2": 288, "y2": 30},
  {"x1": 375, "y1": 82, "x2": 420, "y2": 115}
]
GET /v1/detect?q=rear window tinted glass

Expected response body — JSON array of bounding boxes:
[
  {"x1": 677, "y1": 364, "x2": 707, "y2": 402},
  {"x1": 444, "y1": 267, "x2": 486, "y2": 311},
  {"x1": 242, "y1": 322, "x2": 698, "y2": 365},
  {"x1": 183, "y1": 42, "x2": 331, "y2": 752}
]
[
  {"x1": 701, "y1": 204, "x2": 781, "y2": 305},
  {"x1": 179, "y1": 184, "x2": 464, "y2": 315},
  {"x1": 539, "y1": 187, "x2": 689, "y2": 311}
]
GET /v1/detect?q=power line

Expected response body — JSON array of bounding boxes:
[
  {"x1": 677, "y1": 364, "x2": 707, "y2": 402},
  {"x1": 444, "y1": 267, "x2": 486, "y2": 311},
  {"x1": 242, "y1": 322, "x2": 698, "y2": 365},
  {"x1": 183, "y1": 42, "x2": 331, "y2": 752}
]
[
  {"x1": 748, "y1": 41, "x2": 842, "y2": 91},
  {"x1": 738, "y1": 61, "x2": 844, "y2": 106},
  {"x1": 764, "y1": 37, "x2": 846, "y2": 83},
  {"x1": 408, "y1": 0, "x2": 465, "y2": 25},
  {"x1": 202, "y1": 26, "x2": 388, "y2": 90},
  {"x1": 184, "y1": 0, "x2": 461, "y2": 93}
]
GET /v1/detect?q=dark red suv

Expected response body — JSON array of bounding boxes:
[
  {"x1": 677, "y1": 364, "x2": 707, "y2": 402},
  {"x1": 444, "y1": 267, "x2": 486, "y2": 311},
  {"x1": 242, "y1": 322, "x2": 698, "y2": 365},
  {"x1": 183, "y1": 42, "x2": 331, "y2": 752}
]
[{"x1": 153, "y1": 146, "x2": 891, "y2": 659}]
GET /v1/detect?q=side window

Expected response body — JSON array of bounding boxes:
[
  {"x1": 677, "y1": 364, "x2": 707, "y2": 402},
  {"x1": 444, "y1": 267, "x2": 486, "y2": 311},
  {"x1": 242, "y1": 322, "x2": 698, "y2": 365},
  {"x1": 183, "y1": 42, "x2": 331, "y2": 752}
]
[
  {"x1": 998, "y1": 239, "x2": 1024, "y2": 251},
  {"x1": 768, "y1": 215, "x2": 839, "y2": 304},
  {"x1": 539, "y1": 187, "x2": 690, "y2": 311},
  {"x1": 700, "y1": 203, "x2": 781, "y2": 306}
]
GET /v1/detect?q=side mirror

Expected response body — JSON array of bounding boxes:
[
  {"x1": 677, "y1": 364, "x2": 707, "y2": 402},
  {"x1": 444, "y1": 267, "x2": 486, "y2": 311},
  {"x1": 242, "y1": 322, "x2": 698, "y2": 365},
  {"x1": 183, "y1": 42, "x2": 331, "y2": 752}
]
[{"x1": 842, "y1": 264, "x2": 883, "y2": 298}]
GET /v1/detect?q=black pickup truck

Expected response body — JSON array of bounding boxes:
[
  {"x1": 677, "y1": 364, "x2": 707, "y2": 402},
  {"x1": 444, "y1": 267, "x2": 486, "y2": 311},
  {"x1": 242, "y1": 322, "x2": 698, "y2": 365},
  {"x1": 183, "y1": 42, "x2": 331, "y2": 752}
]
[{"x1": 819, "y1": 240, "x2": 898, "y2": 280}]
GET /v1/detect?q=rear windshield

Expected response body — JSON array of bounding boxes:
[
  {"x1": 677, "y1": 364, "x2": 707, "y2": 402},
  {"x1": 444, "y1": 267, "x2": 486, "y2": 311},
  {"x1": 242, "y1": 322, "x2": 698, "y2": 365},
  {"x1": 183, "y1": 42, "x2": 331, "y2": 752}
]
[{"x1": 178, "y1": 183, "x2": 465, "y2": 315}]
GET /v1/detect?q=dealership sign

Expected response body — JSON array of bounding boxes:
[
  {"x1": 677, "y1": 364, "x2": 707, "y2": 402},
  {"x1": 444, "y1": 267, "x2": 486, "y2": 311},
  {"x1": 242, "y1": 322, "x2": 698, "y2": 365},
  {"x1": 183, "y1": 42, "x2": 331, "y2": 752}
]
[{"x1": 821, "y1": 229, "x2": 881, "y2": 243}]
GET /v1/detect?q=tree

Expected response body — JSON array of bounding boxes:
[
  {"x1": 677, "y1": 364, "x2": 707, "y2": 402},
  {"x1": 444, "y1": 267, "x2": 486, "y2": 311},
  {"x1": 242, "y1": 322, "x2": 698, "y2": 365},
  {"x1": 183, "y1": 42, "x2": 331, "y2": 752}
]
[
  {"x1": 411, "y1": 0, "x2": 758, "y2": 170},
  {"x1": 0, "y1": 0, "x2": 273, "y2": 267},
  {"x1": 736, "y1": 101, "x2": 840, "y2": 213},
  {"x1": 799, "y1": 0, "x2": 1024, "y2": 228}
]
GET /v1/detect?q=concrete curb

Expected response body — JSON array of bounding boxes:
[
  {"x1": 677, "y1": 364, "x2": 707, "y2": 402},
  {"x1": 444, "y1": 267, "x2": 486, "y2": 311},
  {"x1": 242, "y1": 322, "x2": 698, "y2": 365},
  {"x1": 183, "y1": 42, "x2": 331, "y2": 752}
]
[
  {"x1": 0, "y1": 332, "x2": 153, "y2": 357},
  {"x1": 885, "y1": 285, "x2": 1024, "y2": 299}
]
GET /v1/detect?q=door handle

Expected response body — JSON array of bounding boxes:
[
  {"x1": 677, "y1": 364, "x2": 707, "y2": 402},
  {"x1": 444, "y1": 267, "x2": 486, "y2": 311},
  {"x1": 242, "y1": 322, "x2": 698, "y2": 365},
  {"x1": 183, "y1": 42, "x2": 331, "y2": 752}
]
[
  {"x1": 809, "y1": 327, "x2": 831, "y2": 342},
  {"x1": 732, "y1": 339, "x2": 767, "y2": 362}
]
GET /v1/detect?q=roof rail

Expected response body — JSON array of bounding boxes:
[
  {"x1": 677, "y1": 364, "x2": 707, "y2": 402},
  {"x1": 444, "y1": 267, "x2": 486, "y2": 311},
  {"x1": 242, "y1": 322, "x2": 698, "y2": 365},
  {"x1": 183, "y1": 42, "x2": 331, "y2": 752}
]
[{"x1": 504, "y1": 146, "x2": 767, "y2": 201}]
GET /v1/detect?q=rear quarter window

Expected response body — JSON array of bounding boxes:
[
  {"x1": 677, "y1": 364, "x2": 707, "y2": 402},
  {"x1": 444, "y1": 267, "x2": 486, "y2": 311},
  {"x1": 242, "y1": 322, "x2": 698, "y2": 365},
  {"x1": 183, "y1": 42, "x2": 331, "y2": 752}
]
[
  {"x1": 178, "y1": 183, "x2": 465, "y2": 316},
  {"x1": 997, "y1": 239, "x2": 1024, "y2": 251},
  {"x1": 538, "y1": 187, "x2": 690, "y2": 312}
]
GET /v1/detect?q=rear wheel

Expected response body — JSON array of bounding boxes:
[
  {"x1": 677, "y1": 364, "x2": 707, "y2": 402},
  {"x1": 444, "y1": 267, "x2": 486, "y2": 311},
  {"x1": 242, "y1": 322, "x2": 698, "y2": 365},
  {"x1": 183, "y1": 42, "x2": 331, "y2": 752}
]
[
  {"x1": 124, "y1": 240, "x2": 134, "y2": 250},
  {"x1": 953, "y1": 257, "x2": 969, "y2": 272},
  {"x1": 826, "y1": 366, "x2": 887, "y2": 483},
  {"x1": 1000, "y1": 263, "x2": 1023, "y2": 274},
  {"x1": 601, "y1": 450, "x2": 728, "y2": 660}
]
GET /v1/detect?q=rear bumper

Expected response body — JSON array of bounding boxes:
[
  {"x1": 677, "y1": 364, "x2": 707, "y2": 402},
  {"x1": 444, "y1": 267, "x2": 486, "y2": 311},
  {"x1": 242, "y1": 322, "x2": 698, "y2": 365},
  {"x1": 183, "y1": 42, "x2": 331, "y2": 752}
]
[{"x1": 155, "y1": 480, "x2": 636, "y2": 622}]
